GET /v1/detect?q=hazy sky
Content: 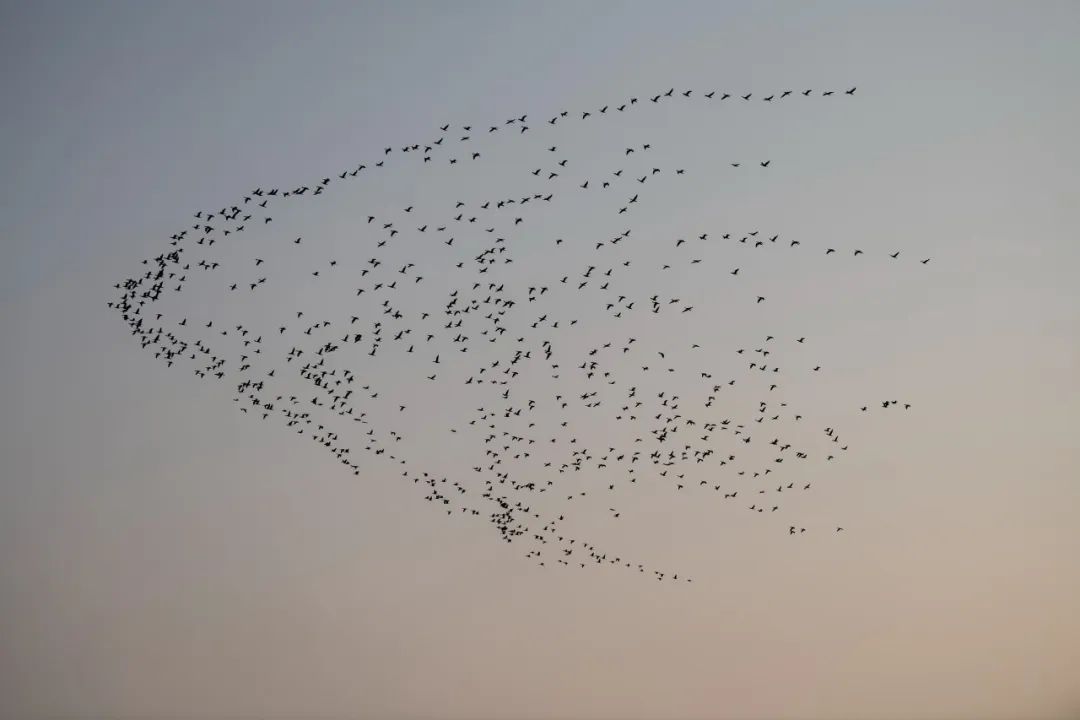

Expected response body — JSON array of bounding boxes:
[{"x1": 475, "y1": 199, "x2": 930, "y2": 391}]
[{"x1": 2, "y1": 2, "x2": 1079, "y2": 719}]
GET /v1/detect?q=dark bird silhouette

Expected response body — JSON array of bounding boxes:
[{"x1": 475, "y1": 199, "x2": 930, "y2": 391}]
[{"x1": 108, "y1": 78, "x2": 912, "y2": 582}]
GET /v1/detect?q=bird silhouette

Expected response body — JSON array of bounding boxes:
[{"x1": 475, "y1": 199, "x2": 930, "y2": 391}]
[{"x1": 108, "y1": 78, "x2": 904, "y2": 583}]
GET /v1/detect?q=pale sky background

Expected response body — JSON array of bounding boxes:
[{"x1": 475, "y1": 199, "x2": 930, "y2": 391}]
[{"x1": 2, "y1": 2, "x2": 1079, "y2": 719}]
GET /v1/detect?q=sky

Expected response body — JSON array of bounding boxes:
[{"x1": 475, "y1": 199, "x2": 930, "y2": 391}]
[{"x1": 1, "y1": 2, "x2": 1079, "y2": 719}]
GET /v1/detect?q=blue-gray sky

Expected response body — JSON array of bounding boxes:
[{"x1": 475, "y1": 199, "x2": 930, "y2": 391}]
[{"x1": 2, "y1": 2, "x2": 1079, "y2": 719}]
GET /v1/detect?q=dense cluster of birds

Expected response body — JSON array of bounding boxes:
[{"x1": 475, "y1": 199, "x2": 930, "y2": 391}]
[{"x1": 109, "y1": 85, "x2": 927, "y2": 582}]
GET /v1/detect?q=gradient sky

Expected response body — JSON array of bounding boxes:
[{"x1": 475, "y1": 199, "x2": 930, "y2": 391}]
[{"x1": 2, "y1": 2, "x2": 1079, "y2": 719}]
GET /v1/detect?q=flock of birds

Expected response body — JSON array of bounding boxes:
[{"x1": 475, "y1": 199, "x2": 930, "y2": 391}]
[{"x1": 109, "y1": 85, "x2": 928, "y2": 582}]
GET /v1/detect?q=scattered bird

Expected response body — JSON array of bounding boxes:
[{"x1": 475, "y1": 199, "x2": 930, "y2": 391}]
[{"x1": 108, "y1": 80, "x2": 906, "y2": 583}]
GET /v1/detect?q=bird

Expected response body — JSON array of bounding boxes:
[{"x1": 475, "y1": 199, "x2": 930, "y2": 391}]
[{"x1": 108, "y1": 77, "x2": 916, "y2": 583}]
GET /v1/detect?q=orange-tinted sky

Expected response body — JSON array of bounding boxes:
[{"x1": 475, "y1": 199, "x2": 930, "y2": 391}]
[{"x1": 1, "y1": 2, "x2": 1079, "y2": 719}]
